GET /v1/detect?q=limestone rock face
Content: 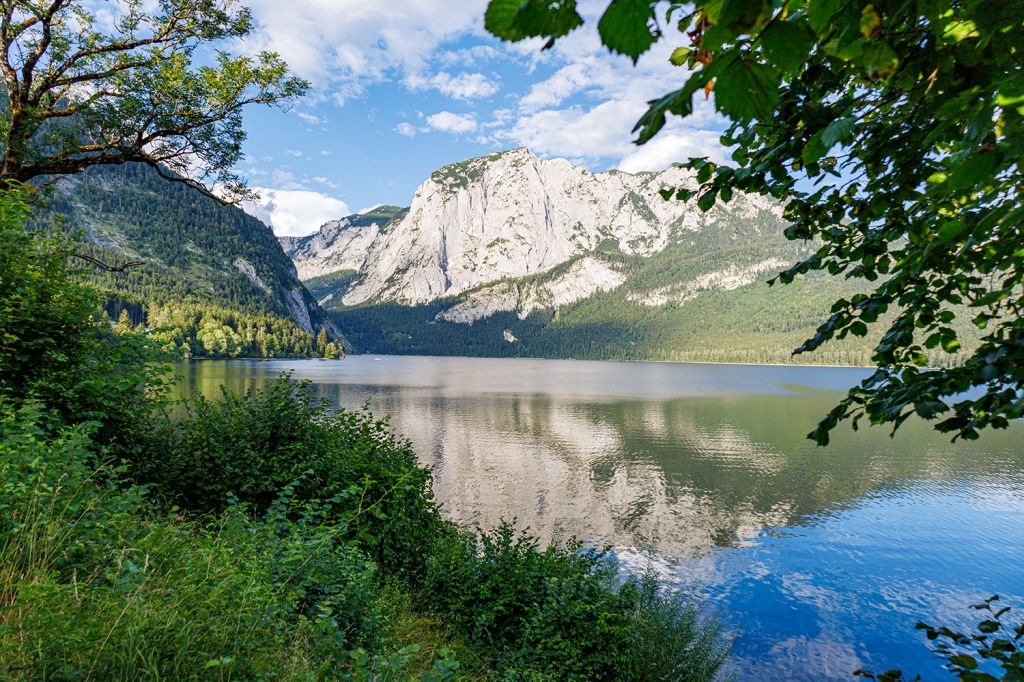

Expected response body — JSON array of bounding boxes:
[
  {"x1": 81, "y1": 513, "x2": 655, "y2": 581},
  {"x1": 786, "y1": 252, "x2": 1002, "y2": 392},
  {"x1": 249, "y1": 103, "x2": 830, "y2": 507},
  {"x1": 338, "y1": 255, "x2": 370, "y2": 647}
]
[{"x1": 283, "y1": 148, "x2": 785, "y2": 323}]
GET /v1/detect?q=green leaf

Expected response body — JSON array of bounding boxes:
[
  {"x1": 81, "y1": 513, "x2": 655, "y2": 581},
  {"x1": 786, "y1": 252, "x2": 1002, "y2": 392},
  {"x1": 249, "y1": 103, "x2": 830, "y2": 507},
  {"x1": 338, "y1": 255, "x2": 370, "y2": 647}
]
[
  {"x1": 822, "y1": 117, "x2": 857, "y2": 147},
  {"x1": 802, "y1": 129, "x2": 828, "y2": 163},
  {"x1": 760, "y1": 20, "x2": 815, "y2": 74},
  {"x1": 485, "y1": 0, "x2": 525, "y2": 41},
  {"x1": 859, "y1": 4, "x2": 882, "y2": 38},
  {"x1": 669, "y1": 47, "x2": 690, "y2": 66},
  {"x1": 598, "y1": 0, "x2": 659, "y2": 62},
  {"x1": 977, "y1": 620, "x2": 1000, "y2": 633},
  {"x1": 714, "y1": 57, "x2": 780, "y2": 122},
  {"x1": 716, "y1": 0, "x2": 768, "y2": 33},
  {"x1": 697, "y1": 191, "x2": 716, "y2": 211},
  {"x1": 516, "y1": 0, "x2": 584, "y2": 39},
  {"x1": 485, "y1": 0, "x2": 583, "y2": 42}
]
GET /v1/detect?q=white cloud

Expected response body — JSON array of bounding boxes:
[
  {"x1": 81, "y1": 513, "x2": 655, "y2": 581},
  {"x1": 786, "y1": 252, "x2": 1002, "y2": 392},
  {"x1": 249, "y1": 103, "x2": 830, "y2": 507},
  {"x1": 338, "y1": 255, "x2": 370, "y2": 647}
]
[
  {"x1": 243, "y1": 188, "x2": 350, "y2": 237},
  {"x1": 437, "y1": 44, "x2": 501, "y2": 67},
  {"x1": 406, "y1": 70, "x2": 499, "y2": 99},
  {"x1": 239, "y1": 0, "x2": 486, "y2": 100},
  {"x1": 488, "y1": 15, "x2": 729, "y2": 169},
  {"x1": 295, "y1": 111, "x2": 325, "y2": 125},
  {"x1": 427, "y1": 111, "x2": 477, "y2": 134},
  {"x1": 618, "y1": 129, "x2": 728, "y2": 173},
  {"x1": 395, "y1": 122, "x2": 418, "y2": 138},
  {"x1": 313, "y1": 175, "x2": 342, "y2": 190}
]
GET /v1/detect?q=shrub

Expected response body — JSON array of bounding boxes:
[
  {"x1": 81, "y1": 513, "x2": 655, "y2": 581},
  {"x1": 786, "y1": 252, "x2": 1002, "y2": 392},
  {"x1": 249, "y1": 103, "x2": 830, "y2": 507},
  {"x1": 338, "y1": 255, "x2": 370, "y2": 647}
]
[
  {"x1": 0, "y1": 184, "x2": 169, "y2": 452},
  {"x1": 138, "y1": 377, "x2": 445, "y2": 580},
  {"x1": 422, "y1": 522, "x2": 727, "y2": 680},
  {"x1": 0, "y1": 400, "x2": 386, "y2": 680}
]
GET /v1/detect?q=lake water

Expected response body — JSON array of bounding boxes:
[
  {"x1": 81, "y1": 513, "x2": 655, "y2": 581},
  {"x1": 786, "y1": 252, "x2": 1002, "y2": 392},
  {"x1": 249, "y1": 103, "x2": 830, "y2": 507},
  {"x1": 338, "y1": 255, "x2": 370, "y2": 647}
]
[{"x1": 175, "y1": 356, "x2": 1024, "y2": 681}]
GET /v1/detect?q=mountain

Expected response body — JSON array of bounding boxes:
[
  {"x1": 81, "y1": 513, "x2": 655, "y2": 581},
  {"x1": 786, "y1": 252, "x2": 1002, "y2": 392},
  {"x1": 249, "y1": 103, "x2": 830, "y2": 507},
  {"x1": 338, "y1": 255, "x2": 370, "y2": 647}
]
[
  {"x1": 283, "y1": 147, "x2": 881, "y2": 365},
  {"x1": 31, "y1": 162, "x2": 346, "y2": 357},
  {"x1": 286, "y1": 146, "x2": 880, "y2": 364}
]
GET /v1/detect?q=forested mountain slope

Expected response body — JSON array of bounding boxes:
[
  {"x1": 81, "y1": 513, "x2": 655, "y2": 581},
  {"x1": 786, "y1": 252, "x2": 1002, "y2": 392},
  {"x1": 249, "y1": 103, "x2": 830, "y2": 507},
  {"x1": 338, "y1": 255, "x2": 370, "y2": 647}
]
[{"x1": 30, "y1": 163, "x2": 345, "y2": 358}]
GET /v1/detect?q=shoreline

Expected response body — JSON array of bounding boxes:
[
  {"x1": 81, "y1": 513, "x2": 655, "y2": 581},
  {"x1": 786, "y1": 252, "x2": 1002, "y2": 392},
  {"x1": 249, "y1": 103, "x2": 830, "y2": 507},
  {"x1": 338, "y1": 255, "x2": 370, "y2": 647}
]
[{"x1": 193, "y1": 352, "x2": 874, "y2": 371}]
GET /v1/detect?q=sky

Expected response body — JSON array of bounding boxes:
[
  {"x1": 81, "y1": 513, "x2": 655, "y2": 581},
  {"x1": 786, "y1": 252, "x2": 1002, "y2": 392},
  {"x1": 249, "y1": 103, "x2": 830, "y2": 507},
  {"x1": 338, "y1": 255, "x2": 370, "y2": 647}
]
[{"x1": 231, "y1": 0, "x2": 730, "y2": 236}]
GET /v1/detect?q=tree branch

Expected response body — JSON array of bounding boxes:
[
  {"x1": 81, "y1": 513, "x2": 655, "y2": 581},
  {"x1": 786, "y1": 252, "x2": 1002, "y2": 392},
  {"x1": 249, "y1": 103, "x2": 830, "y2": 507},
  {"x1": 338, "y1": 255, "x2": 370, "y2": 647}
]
[{"x1": 73, "y1": 252, "x2": 146, "y2": 272}]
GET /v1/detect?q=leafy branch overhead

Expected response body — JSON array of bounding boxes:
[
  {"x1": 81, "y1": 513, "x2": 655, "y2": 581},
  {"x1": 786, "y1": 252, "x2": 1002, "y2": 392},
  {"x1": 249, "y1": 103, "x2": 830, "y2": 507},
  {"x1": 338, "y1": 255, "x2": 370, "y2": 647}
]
[
  {"x1": 0, "y1": 0, "x2": 309, "y2": 202},
  {"x1": 486, "y1": 0, "x2": 1024, "y2": 445}
]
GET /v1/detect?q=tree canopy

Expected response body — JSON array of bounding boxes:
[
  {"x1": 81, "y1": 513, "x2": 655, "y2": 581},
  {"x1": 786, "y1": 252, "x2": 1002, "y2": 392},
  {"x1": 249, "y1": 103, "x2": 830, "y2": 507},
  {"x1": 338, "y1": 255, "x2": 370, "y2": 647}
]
[
  {"x1": 486, "y1": 0, "x2": 1024, "y2": 444},
  {"x1": 0, "y1": 0, "x2": 307, "y2": 201}
]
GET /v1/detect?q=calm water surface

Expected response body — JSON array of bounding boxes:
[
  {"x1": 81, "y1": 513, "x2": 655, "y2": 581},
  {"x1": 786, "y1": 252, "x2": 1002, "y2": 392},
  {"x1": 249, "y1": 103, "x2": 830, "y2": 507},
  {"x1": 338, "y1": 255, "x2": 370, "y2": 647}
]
[{"x1": 175, "y1": 356, "x2": 1024, "y2": 681}]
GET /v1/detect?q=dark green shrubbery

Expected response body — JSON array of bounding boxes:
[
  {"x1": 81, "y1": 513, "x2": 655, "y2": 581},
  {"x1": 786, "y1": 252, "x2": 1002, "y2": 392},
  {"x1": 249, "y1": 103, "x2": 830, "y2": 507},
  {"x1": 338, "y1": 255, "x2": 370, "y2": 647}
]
[
  {"x1": 0, "y1": 401, "x2": 385, "y2": 680},
  {"x1": 0, "y1": 185, "x2": 169, "y2": 452},
  {"x1": 137, "y1": 379, "x2": 444, "y2": 580},
  {"x1": 423, "y1": 523, "x2": 727, "y2": 680}
]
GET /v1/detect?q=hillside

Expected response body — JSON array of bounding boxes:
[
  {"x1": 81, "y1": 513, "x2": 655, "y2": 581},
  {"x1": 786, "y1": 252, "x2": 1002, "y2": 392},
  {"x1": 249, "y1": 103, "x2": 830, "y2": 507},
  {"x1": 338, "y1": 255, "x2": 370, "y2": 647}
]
[
  {"x1": 283, "y1": 148, "x2": 893, "y2": 365},
  {"x1": 30, "y1": 163, "x2": 346, "y2": 358}
]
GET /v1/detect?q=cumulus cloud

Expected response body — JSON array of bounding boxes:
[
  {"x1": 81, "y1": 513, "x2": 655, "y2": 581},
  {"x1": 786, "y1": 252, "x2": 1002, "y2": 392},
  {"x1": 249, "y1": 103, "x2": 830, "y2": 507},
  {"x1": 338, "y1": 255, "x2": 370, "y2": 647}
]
[
  {"x1": 618, "y1": 129, "x2": 728, "y2": 173},
  {"x1": 243, "y1": 188, "x2": 351, "y2": 237},
  {"x1": 427, "y1": 111, "x2": 477, "y2": 134},
  {"x1": 238, "y1": 0, "x2": 485, "y2": 100},
  {"x1": 395, "y1": 122, "x2": 418, "y2": 138},
  {"x1": 406, "y1": 70, "x2": 499, "y2": 100}
]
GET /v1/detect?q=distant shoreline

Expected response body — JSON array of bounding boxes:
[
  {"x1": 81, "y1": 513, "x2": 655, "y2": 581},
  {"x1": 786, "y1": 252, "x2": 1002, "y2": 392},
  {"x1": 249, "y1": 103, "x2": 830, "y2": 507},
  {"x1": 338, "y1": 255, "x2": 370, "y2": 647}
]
[{"x1": 181, "y1": 353, "x2": 874, "y2": 371}]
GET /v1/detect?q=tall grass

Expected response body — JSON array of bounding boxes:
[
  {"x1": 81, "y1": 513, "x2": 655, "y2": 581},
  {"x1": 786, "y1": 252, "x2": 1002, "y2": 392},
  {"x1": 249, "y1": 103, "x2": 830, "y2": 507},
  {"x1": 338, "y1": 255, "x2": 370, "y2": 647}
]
[{"x1": 0, "y1": 401, "x2": 382, "y2": 681}]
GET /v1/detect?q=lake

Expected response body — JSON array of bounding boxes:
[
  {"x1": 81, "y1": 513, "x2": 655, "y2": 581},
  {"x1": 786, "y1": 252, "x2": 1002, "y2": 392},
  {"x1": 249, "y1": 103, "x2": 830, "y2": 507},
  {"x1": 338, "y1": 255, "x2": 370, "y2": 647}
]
[{"x1": 175, "y1": 356, "x2": 1024, "y2": 681}]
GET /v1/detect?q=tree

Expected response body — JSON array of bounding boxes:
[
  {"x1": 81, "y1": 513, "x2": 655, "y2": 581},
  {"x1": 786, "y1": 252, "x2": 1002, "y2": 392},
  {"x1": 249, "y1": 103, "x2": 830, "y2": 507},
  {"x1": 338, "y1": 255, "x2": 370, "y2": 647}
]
[
  {"x1": 316, "y1": 326, "x2": 328, "y2": 356},
  {"x1": 0, "y1": 0, "x2": 308, "y2": 202},
  {"x1": 486, "y1": 0, "x2": 1024, "y2": 444}
]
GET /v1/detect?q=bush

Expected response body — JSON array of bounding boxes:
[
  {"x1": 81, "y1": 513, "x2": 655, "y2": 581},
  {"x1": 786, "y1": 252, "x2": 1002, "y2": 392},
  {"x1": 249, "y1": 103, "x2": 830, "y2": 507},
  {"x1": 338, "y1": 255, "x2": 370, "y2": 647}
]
[
  {"x1": 0, "y1": 400, "x2": 387, "y2": 680},
  {"x1": 422, "y1": 522, "x2": 727, "y2": 680},
  {"x1": 0, "y1": 184, "x2": 168, "y2": 452},
  {"x1": 138, "y1": 377, "x2": 445, "y2": 580}
]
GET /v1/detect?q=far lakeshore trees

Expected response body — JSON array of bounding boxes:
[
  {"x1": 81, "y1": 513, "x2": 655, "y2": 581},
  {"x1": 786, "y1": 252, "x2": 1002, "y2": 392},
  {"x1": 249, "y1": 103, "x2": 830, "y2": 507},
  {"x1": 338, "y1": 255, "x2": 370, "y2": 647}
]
[{"x1": 486, "y1": 0, "x2": 1024, "y2": 445}]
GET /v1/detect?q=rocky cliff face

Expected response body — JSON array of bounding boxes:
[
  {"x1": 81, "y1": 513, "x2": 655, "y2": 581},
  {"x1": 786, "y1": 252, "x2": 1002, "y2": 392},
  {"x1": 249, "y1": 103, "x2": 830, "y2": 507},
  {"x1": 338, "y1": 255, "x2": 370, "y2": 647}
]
[
  {"x1": 279, "y1": 206, "x2": 407, "y2": 281},
  {"x1": 283, "y1": 148, "x2": 785, "y2": 324}
]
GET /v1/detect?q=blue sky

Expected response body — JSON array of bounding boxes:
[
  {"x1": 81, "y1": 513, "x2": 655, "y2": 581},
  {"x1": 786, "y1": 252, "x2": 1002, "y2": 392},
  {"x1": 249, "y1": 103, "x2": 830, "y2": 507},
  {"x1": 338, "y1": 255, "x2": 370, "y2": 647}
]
[{"x1": 231, "y1": 1, "x2": 729, "y2": 236}]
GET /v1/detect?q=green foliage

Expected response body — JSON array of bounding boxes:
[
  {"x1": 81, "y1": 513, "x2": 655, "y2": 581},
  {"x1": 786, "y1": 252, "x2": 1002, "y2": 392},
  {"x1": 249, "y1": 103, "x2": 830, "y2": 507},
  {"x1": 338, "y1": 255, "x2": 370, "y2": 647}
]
[
  {"x1": 0, "y1": 401, "x2": 383, "y2": 681},
  {"x1": 855, "y1": 596, "x2": 1024, "y2": 681},
  {"x1": 146, "y1": 301, "x2": 328, "y2": 359},
  {"x1": 484, "y1": 0, "x2": 1024, "y2": 445},
  {"x1": 0, "y1": 184, "x2": 168, "y2": 449},
  {"x1": 138, "y1": 377, "x2": 444, "y2": 580},
  {"x1": 0, "y1": 0, "x2": 308, "y2": 200},
  {"x1": 422, "y1": 522, "x2": 727, "y2": 679}
]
